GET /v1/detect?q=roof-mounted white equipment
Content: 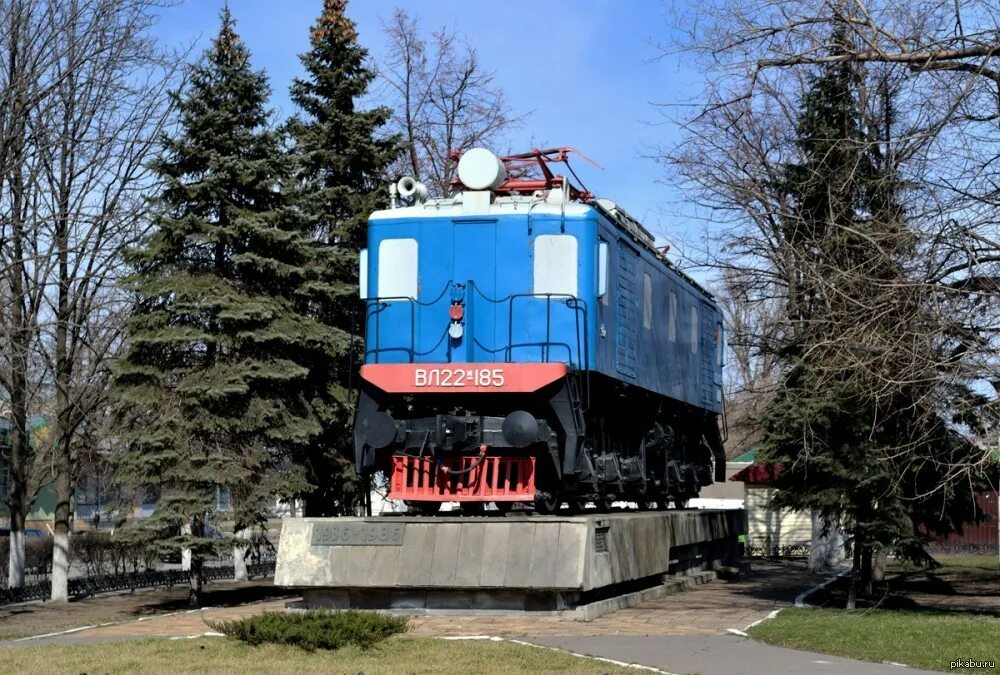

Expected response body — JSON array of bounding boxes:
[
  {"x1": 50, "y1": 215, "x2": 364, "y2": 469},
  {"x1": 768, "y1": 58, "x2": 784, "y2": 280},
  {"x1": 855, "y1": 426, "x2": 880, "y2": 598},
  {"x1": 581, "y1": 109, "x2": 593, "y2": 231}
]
[
  {"x1": 457, "y1": 148, "x2": 507, "y2": 191},
  {"x1": 396, "y1": 175, "x2": 428, "y2": 206}
]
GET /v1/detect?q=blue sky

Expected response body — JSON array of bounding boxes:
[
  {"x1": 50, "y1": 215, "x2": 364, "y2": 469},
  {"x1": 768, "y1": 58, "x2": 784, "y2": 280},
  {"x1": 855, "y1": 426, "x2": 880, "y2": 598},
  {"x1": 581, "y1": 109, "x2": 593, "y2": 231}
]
[{"x1": 153, "y1": 1, "x2": 704, "y2": 251}]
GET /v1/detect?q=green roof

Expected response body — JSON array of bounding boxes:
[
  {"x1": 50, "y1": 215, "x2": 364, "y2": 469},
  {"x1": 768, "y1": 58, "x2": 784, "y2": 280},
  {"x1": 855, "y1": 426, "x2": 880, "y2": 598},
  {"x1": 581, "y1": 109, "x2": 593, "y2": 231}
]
[{"x1": 730, "y1": 449, "x2": 757, "y2": 463}]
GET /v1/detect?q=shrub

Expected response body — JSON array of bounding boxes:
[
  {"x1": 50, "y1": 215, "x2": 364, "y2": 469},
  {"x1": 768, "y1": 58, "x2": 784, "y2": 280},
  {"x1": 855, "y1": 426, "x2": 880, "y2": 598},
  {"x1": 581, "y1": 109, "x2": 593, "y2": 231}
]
[
  {"x1": 208, "y1": 610, "x2": 409, "y2": 652},
  {"x1": 0, "y1": 536, "x2": 53, "y2": 581},
  {"x1": 73, "y1": 529, "x2": 159, "y2": 577}
]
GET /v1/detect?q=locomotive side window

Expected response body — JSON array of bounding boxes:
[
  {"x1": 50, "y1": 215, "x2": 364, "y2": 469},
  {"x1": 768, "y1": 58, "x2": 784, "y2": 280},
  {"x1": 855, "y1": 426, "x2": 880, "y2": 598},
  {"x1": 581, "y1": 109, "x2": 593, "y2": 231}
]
[
  {"x1": 642, "y1": 273, "x2": 653, "y2": 329},
  {"x1": 690, "y1": 304, "x2": 698, "y2": 354},
  {"x1": 717, "y1": 321, "x2": 724, "y2": 366},
  {"x1": 534, "y1": 234, "x2": 578, "y2": 297},
  {"x1": 358, "y1": 248, "x2": 368, "y2": 299},
  {"x1": 377, "y1": 238, "x2": 418, "y2": 300},
  {"x1": 668, "y1": 291, "x2": 677, "y2": 342},
  {"x1": 598, "y1": 240, "x2": 609, "y2": 304}
]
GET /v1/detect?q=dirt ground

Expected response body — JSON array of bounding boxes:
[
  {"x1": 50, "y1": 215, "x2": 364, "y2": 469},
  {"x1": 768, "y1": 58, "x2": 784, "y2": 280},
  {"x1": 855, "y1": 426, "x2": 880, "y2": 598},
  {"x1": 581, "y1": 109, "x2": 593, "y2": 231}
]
[
  {"x1": 6, "y1": 555, "x2": 996, "y2": 646},
  {"x1": 1, "y1": 560, "x2": 823, "y2": 647},
  {"x1": 809, "y1": 553, "x2": 1000, "y2": 614},
  {"x1": 0, "y1": 579, "x2": 293, "y2": 640}
]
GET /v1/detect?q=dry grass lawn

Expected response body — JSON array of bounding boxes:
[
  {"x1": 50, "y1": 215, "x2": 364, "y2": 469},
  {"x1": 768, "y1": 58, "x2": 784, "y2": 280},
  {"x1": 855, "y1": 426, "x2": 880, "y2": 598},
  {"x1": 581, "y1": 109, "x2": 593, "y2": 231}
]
[{"x1": 0, "y1": 635, "x2": 637, "y2": 674}]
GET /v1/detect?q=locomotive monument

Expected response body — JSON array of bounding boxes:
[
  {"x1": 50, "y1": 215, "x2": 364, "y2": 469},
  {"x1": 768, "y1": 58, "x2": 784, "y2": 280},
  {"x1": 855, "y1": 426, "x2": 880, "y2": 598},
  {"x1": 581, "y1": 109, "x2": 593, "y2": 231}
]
[{"x1": 276, "y1": 148, "x2": 743, "y2": 616}]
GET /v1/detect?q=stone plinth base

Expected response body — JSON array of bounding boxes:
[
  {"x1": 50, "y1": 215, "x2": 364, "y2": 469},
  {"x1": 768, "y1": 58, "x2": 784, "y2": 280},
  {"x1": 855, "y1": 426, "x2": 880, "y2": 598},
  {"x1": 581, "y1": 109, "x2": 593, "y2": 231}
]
[{"x1": 275, "y1": 510, "x2": 744, "y2": 619}]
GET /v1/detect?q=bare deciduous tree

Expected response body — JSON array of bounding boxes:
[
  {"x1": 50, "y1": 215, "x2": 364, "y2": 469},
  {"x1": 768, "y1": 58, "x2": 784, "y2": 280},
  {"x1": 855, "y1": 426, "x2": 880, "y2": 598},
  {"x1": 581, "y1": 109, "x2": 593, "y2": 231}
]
[
  {"x1": 659, "y1": 0, "x2": 1000, "y2": 595},
  {"x1": 0, "y1": 0, "x2": 62, "y2": 589},
  {"x1": 712, "y1": 270, "x2": 782, "y2": 456},
  {"x1": 0, "y1": 0, "x2": 180, "y2": 595},
  {"x1": 379, "y1": 9, "x2": 526, "y2": 195},
  {"x1": 37, "y1": 0, "x2": 180, "y2": 602}
]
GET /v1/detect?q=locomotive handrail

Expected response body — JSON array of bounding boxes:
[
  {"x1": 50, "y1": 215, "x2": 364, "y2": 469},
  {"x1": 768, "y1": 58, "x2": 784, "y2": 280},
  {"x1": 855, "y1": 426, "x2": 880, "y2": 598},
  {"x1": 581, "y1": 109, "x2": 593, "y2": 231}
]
[
  {"x1": 502, "y1": 292, "x2": 588, "y2": 368},
  {"x1": 365, "y1": 280, "x2": 589, "y2": 371},
  {"x1": 365, "y1": 283, "x2": 452, "y2": 363}
]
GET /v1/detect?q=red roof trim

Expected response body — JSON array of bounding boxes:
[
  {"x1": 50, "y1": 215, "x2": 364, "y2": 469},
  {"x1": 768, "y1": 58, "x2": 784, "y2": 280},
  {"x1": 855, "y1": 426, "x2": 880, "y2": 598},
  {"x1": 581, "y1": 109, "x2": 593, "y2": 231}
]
[{"x1": 730, "y1": 463, "x2": 783, "y2": 484}]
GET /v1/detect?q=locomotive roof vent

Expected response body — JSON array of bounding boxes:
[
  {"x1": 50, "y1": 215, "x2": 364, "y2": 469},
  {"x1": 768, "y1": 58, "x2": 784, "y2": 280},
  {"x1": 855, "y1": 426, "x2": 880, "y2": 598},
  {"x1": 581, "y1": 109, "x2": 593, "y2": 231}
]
[{"x1": 457, "y1": 148, "x2": 507, "y2": 191}]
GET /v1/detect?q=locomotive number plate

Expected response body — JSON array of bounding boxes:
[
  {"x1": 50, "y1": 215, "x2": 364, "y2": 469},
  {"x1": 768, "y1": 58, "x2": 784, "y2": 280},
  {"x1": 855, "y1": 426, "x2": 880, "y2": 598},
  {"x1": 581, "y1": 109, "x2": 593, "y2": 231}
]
[
  {"x1": 414, "y1": 367, "x2": 505, "y2": 388},
  {"x1": 311, "y1": 523, "x2": 405, "y2": 546}
]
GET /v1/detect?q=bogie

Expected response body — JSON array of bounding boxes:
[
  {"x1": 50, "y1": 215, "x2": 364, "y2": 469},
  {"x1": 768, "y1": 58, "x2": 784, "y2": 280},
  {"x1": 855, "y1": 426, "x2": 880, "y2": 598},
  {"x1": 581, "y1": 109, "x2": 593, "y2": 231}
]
[{"x1": 359, "y1": 370, "x2": 722, "y2": 513}]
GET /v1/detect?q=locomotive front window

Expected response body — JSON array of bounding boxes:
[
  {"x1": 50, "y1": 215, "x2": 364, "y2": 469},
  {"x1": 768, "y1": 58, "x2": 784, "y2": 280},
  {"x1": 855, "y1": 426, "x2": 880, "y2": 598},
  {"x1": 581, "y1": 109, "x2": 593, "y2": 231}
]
[
  {"x1": 377, "y1": 238, "x2": 418, "y2": 300},
  {"x1": 534, "y1": 234, "x2": 578, "y2": 297},
  {"x1": 358, "y1": 248, "x2": 368, "y2": 299}
]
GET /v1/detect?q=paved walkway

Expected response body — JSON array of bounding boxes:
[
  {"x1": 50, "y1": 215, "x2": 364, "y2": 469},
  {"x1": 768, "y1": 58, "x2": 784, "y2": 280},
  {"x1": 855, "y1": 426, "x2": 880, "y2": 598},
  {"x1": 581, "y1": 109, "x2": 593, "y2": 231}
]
[
  {"x1": 531, "y1": 635, "x2": 933, "y2": 674},
  {"x1": 407, "y1": 559, "x2": 815, "y2": 637}
]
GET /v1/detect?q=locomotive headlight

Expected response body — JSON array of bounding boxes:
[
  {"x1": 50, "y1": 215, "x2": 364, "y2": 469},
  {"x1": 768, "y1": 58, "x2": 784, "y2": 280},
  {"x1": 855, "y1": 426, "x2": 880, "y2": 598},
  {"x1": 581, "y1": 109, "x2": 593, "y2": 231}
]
[{"x1": 363, "y1": 411, "x2": 397, "y2": 449}]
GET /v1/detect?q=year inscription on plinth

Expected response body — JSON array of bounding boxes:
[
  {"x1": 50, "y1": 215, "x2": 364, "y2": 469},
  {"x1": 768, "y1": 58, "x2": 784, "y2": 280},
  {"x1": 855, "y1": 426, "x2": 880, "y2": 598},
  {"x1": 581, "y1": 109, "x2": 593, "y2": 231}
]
[{"x1": 310, "y1": 522, "x2": 405, "y2": 546}]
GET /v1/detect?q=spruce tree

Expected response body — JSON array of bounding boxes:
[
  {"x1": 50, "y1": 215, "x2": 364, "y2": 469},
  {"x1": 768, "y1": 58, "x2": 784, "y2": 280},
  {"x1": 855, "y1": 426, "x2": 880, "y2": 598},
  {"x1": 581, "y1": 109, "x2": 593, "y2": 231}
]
[
  {"x1": 761, "y1": 39, "x2": 984, "y2": 606},
  {"x1": 113, "y1": 9, "x2": 339, "y2": 607},
  {"x1": 286, "y1": 0, "x2": 399, "y2": 516}
]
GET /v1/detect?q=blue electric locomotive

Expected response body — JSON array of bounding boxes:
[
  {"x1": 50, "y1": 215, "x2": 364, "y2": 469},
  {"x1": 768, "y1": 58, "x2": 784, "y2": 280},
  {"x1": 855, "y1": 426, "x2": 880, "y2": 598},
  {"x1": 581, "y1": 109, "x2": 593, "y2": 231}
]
[{"x1": 353, "y1": 147, "x2": 726, "y2": 513}]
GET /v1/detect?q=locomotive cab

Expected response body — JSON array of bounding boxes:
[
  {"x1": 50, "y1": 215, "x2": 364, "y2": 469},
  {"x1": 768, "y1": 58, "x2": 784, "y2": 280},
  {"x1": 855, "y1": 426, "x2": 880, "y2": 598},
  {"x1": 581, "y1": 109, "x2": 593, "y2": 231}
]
[{"x1": 353, "y1": 148, "x2": 726, "y2": 514}]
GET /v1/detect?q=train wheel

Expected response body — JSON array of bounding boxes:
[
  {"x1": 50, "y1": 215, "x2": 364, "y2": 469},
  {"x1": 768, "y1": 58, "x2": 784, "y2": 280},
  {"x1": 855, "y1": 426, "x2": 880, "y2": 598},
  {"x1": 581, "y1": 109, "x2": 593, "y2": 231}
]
[
  {"x1": 639, "y1": 499, "x2": 662, "y2": 511},
  {"x1": 566, "y1": 497, "x2": 590, "y2": 514},
  {"x1": 534, "y1": 491, "x2": 562, "y2": 514},
  {"x1": 494, "y1": 501, "x2": 516, "y2": 515},
  {"x1": 459, "y1": 502, "x2": 485, "y2": 515},
  {"x1": 672, "y1": 497, "x2": 690, "y2": 510},
  {"x1": 405, "y1": 500, "x2": 441, "y2": 516},
  {"x1": 594, "y1": 495, "x2": 613, "y2": 513}
]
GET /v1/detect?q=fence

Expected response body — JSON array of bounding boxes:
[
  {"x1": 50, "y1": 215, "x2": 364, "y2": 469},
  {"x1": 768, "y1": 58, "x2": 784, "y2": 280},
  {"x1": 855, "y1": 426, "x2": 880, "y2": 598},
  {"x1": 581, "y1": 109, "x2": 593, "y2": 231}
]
[
  {"x1": 745, "y1": 543, "x2": 810, "y2": 558},
  {"x1": 0, "y1": 530, "x2": 278, "y2": 606},
  {"x1": 0, "y1": 559, "x2": 276, "y2": 605},
  {"x1": 927, "y1": 491, "x2": 999, "y2": 554}
]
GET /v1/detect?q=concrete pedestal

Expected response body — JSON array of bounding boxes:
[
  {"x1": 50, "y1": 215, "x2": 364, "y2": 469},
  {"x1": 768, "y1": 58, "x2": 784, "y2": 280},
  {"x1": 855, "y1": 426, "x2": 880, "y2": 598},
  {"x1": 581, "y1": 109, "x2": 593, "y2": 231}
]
[{"x1": 275, "y1": 510, "x2": 745, "y2": 619}]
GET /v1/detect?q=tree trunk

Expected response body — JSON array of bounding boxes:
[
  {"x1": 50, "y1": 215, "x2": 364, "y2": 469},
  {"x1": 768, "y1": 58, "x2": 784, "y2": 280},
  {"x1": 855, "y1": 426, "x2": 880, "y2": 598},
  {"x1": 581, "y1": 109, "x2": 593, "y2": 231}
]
[
  {"x1": 847, "y1": 538, "x2": 861, "y2": 610},
  {"x1": 50, "y1": 71, "x2": 75, "y2": 602},
  {"x1": 188, "y1": 516, "x2": 204, "y2": 609},
  {"x1": 50, "y1": 527, "x2": 70, "y2": 602},
  {"x1": 861, "y1": 545, "x2": 873, "y2": 598},
  {"x1": 50, "y1": 430, "x2": 72, "y2": 602},
  {"x1": 51, "y1": 221, "x2": 73, "y2": 602},
  {"x1": 872, "y1": 546, "x2": 888, "y2": 583},
  {"x1": 7, "y1": 511, "x2": 25, "y2": 589},
  {"x1": 6, "y1": 362, "x2": 29, "y2": 590},
  {"x1": 6, "y1": 141, "x2": 30, "y2": 591},
  {"x1": 180, "y1": 520, "x2": 191, "y2": 572},
  {"x1": 233, "y1": 527, "x2": 249, "y2": 582},
  {"x1": 808, "y1": 511, "x2": 845, "y2": 572}
]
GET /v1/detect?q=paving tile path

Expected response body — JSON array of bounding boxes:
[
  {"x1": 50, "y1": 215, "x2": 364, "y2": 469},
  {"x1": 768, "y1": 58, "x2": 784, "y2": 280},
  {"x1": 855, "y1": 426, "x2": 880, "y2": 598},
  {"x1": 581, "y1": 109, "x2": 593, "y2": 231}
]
[
  {"x1": 406, "y1": 559, "x2": 817, "y2": 637},
  {"x1": 529, "y1": 635, "x2": 934, "y2": 675}
]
